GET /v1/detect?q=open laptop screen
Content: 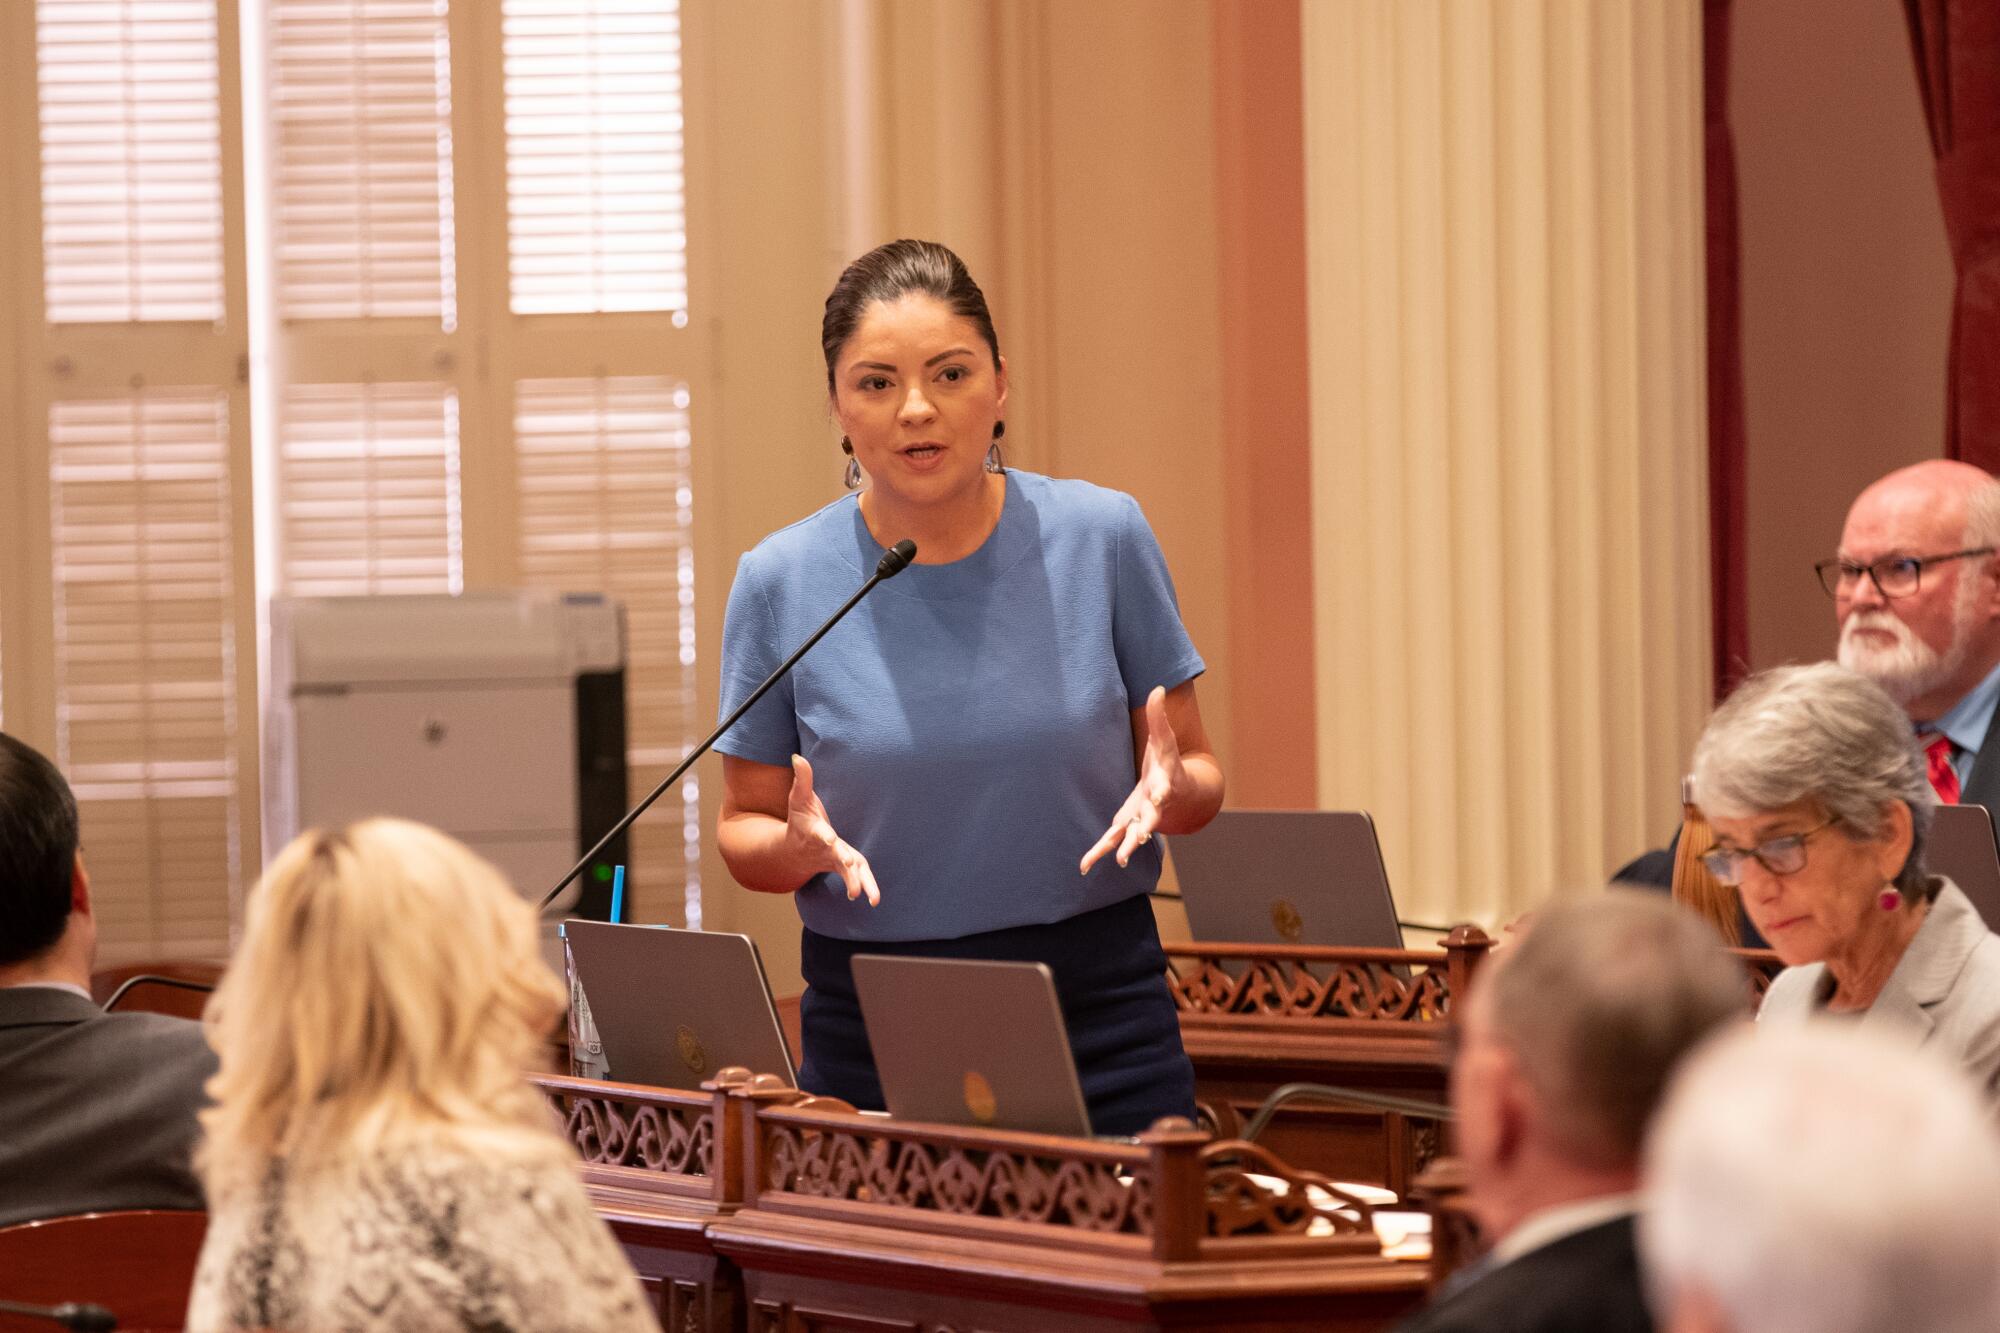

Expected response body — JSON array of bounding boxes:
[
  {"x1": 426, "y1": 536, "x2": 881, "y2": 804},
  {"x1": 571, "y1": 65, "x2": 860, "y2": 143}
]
[
  {"x1": 561, "y1": 920, "x2": 796, "y2": 1091},
  {"x1": 1167, "y1": 809, "x2": 1404, "y2": 949},
  {"x1": 851, "y1": 954, "x2": 1092, "y2": 1138}
]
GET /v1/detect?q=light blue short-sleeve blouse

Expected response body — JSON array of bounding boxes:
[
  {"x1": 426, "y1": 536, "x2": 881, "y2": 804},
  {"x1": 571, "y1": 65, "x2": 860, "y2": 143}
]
[{"x1": 716, "y1": 470, "x2": 1206, "y2": 942}]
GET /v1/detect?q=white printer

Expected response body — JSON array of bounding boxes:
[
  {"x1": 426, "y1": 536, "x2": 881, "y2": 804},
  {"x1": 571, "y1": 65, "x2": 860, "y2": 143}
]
[{"x1": 263, "y1": 591, "x2": 630, "y2": 919}]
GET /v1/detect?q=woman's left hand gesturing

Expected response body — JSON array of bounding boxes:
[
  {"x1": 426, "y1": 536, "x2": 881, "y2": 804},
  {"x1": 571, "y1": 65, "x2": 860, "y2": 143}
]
[{"x1": 1081, "y1": 686, "x2": 1188, "y2": 874}]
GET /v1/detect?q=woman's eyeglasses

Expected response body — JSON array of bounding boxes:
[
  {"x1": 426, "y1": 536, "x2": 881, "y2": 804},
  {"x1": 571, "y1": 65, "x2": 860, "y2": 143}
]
[{"x1": 1698, "y1": 818, "x2": 1838, "y2": 885}]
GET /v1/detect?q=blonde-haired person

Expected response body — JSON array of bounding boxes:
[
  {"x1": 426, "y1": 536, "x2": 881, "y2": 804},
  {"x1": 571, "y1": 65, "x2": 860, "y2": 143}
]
[{"x1": 185, "y1": 819, "x2": 652, "y2": 1333}]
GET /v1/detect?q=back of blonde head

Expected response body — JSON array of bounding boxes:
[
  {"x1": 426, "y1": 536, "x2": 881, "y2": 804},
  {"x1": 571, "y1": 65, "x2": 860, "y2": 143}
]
[{"x1": 200, "y1": 818, "x2": 567, "y2": 1196}]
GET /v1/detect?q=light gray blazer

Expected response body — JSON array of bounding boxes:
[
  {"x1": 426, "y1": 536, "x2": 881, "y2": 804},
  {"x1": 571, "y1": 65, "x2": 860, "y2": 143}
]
[
  {"x1": 1760, "y1": 879, "x2": 2000, "y2": 1098},
  {"x1": 0, "y1": 986, "x2": 215, "y2": 1227}
]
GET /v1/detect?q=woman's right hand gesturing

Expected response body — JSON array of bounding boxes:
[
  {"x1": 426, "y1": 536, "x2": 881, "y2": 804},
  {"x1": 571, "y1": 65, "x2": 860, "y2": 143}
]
[{"x1": 786, "y1": 754, "x2": 880, "y2": 906}]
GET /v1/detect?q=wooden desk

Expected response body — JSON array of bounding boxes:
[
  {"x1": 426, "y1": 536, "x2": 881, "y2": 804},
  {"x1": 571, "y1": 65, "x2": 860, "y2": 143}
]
[
  {"x1": 535, "y1": 1071, "x2": 746, "y2": 1331},
  {"x1": 1166, "y1": 932, "x2": 1783, "y2": 1194},
  {"x1": 708, "y1": 1083, "x2": 1428, "y2": 1331},
  {"x1": 539, "y1": 1070, "x2": 1429, "y2": 1332},
  {"x1": 1165, "y1": 928, "x2": 1490, "y2": 1193}
]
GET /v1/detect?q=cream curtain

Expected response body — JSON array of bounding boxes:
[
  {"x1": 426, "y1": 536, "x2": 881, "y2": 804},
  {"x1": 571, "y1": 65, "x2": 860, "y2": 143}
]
[{"x1": 1301, "y1": 0, "x2": 1713, "y2": 927}]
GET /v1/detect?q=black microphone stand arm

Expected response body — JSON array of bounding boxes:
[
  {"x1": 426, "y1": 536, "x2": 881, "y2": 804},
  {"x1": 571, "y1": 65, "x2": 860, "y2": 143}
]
[{"x1": 540, "y1": 539, "x2": 918, "y2": 911}]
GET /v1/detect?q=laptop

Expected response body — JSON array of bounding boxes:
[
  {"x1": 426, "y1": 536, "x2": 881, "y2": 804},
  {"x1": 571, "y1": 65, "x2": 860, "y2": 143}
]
[
  {"x1": 1166, "y1": 809, "x2": 1404, "y2": 949},
  {"x1": 560, "y1": 919, "x2": 796, "y2": 1091},
  {"x1": 1928, "y1": 804, "x2": 2000, "y2": 931},
  {"x1": 851, "y1": 954, "x2": 1094, "y2": 1138}
]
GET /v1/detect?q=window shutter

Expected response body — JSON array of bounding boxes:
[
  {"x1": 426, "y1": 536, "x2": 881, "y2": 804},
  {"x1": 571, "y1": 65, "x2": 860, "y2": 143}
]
[
  {"x1": 35, "y1": 0, "x2": 226, "y2": 323},
  {"x1": 268, "y1": 0, "x2": 455, "y2": 324},
  {"x1": 49, "y1": 391, "x2": 239, "y2": 963},
  {"x1": 264, "y1": 0, "x2": 464, "y2": 598},
  {"x1": 501, "y1": 0, "x2": 688, "y2": 316},
  {"x1": 276, "y1": 382, "x2": 462, "y2": 595},
  {"x1": 514, "y1": 376, "x2": 699, "y2": 922}
]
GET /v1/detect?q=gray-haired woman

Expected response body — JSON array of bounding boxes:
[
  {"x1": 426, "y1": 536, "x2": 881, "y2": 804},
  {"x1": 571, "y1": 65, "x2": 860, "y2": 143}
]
[{"x1": 1690, "y1": 662, "x2": 2000, "y2": 1096}]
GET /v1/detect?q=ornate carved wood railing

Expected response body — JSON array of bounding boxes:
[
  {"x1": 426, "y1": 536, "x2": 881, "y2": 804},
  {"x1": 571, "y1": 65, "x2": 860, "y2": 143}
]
[
  {"x1": 732, "y1": 1095, "x2": 1380, "y2": 1266},
  {"x1": 708, "y1": 1082, "x2": 1427, "y2": 1332},
  {"x1": 1165, "y1": 926, "x2": 1493, "y2": 1039},
  {"x1": 1162, "y1": 927, "x2": 1776, "y2": 1191},
  {"x1": 535, "y1": 1070, "x2": 1431, "y2": 1330},
  {"x1": 1161, "y1": 929, "x2": 1489, "y2": 1193},
  {"x1": 532, "y1": 1068, "x2": 840, "y2": 1333},
  {"x1": 538, "y1": 1072, "x2": 718, "y2": 1186}
]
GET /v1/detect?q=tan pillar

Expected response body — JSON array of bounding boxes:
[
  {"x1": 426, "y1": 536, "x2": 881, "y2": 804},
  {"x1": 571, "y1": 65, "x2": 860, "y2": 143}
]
[{"x1": 1302, "y1": 0, "x2": 1712, "y2": 926}]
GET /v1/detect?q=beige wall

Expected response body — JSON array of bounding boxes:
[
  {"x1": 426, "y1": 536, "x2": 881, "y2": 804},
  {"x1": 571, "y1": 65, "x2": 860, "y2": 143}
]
[{"x1": 1734, "y1": 0, "x2": 1954, "y2": 671}]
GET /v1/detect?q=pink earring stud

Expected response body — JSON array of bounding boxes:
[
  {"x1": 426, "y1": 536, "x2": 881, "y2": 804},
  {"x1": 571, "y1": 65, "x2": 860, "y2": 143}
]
[{"x1": 1879, "y1": 889, "x2": 1902, "y2": 912}]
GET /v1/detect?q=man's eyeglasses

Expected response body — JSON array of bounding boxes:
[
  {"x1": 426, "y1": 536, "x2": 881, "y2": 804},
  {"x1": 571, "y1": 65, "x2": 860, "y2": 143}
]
[
  {"x1": 1698, "y1": 818, "x2": 1838, "y2": 885},
  {"x1": 1814, "y1": 548, "x2": 1995, "y2": 599}
]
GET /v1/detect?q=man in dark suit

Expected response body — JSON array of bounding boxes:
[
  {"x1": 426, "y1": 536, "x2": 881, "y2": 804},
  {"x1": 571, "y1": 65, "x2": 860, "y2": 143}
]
[
  {"x1": 0, "y1": 733, "x2": 215, "y2": 1227},
  {"x1": 1395, "y1": 893, "x2": 1747, "y2": 1333},
  {"x1": 1827, "y1": 461, "x2": 2000, "y2": 808}
]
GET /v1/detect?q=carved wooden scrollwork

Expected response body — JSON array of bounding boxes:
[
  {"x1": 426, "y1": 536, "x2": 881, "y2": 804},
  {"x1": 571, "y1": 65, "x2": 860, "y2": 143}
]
[
  {"x1": 1411, "y1": 1119, "x2": 1443, "y2": 1172},
  {"x1": 1168, "y1": 956, "x2": 1453, "y2": 1022},
  {"x1": 1199, "y1": 1140, "x2": 1375, "y2": 1239},
  {"x1": 544, "y1": 1088, "x2": 713, "y2": 1176},
  {"x1": 761, "y1": 1125, "x2": 1154, "y2": 1236}
]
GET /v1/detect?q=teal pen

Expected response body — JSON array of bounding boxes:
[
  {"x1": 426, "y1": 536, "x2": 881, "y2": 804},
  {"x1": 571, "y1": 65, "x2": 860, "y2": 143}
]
[{"x1": 609, "y1": 865, "x2": 626, "y2": 925}]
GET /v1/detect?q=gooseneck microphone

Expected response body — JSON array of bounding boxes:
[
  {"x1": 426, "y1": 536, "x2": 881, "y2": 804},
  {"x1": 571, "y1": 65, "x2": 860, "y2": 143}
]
[{"x1": 541, "y1": 539, "x2": 917, "y2": 910}]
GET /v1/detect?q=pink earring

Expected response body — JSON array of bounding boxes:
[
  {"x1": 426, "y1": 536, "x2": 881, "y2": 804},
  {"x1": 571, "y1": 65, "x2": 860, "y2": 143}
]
[{"x1": 1878, "y1": 889, "x2": 1902, "y2": 912}]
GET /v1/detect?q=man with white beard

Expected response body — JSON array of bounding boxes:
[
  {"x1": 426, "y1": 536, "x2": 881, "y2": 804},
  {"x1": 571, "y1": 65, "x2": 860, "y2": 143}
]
[{"x1": 1821, "y1": 460, "x2": 2000, "y2": 807}]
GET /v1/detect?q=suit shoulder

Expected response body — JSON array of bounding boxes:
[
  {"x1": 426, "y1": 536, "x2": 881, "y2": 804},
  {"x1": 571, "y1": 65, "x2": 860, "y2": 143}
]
[
  {"x1": 1399, "y1": 1221, "x2": 1651, "y2": 1333},
  {"x1": 1935, "y1": 932, "x2": 2000, "y2": 1071},
  {"x1": 91, "y1": 1011, "x2": 217, "y2": 1075}
]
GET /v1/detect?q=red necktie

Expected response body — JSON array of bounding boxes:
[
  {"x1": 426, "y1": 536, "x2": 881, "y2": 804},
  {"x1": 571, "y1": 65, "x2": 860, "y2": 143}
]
[{"x1": 1925, "y1": 732, "x2": 1962, "y2": 805}]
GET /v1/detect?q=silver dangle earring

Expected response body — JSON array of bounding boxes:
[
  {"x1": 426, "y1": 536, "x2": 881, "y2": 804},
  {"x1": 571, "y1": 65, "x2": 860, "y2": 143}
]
[
  {"x1": 986, "y1": 421, "x2": 1006, "y2": 473},
  {"x1": 841, "y1": 436, "x2": 861, "y2": 490}
]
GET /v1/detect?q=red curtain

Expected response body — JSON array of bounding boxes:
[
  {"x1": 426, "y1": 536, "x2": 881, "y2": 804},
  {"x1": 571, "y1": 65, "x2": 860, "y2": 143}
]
[
  {"x1": 1904, "y1": 1, "x2": 2000, "y2": 473},
  {"x1": 1705, "y1": 0, "x2": 1749, "y2": 697}
]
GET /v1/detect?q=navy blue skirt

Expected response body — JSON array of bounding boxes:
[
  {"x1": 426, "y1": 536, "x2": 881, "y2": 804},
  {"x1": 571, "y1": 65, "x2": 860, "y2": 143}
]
[{"x1": 797, "y1": 894, "x2": 1197, "y2": 1137}]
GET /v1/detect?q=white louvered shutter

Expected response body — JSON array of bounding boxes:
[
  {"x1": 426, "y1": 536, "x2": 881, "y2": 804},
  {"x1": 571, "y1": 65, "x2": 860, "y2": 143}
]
[
  {"x1": 496, "y1": 0, "x2": 700, "y2": 922},
  {"x1": 268, "y1": 0, "x2": 456, "y2": 324},
  {"x1": 251, "y1": 0, "x2": 699, "y2": 921},
  {"x1": 514, "y1": 377, "x2": 700, "y2": 922},
  {"x1": 276, "y1": 383, "x2": 462, "y2": 595},
  {"x1": 264, "y1": 0, "x2": 463, "y2": 598},
  {"x1": 36, "y1": 0, "x2": 226, "y2": 324},
  {"x1": 501, "y1": 0, "x2": 688, "y2": 317},
  {"x1": 27, "y1": 1, "x2": 250, "y2": 965},
  {"x1": 50, "y1": 392, "x2": 241, "y2": 961}
]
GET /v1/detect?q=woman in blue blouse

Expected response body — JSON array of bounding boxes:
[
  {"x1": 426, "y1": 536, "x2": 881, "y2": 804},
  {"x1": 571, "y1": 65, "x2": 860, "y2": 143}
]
[{"x1": 715, "y1": 239, "x2": 1225, "y2": 1135}]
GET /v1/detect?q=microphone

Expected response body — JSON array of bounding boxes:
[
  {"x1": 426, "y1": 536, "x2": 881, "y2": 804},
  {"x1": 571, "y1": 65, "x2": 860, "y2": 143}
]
[
  {"x1": 541, "y1": 538, "x2": 918, "y2": 909},
  {"x1": 872, "y1": 540, "x2": 916, "y2": 578},
  {"x1": 0, "y1": 1300, "x2": 118, "y2": 1331}
]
